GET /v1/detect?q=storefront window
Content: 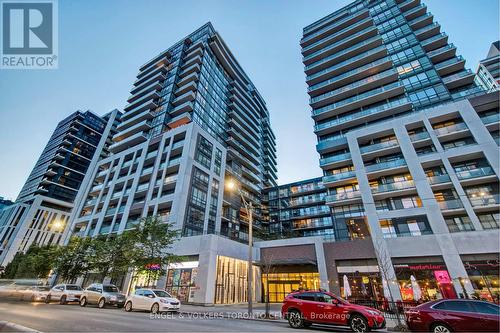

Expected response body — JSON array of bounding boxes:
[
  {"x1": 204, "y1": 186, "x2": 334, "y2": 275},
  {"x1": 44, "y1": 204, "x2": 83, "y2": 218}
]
[
  {"x1": 464, "y1": 260, "x2": 500, "y2": 303},
  {"x1": 339, "y1": 272, "x2": 382, "y2": 301},
  {"x1": 262, "y1": 272, "x2": 319, "y2": 303},
  {"x1": 215, "y1": 256, "x2": 258, "y2": 304},
  {"x1": 394, "y1": 263, "x2": 456, "y2": 301},
  {"x1": 165, "y1": 261, "x2": 199, "y2": 303}
]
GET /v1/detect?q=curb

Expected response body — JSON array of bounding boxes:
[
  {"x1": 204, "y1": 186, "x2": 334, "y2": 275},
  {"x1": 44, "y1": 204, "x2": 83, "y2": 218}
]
[{"x1": 0, "y1": 321, "x2": 41, "y2": 333}]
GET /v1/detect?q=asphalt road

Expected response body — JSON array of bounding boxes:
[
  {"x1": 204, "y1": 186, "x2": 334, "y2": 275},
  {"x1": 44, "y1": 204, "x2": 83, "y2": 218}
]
[{"x1": 0, "y1": 300, "x2": 358, "y2": 333}]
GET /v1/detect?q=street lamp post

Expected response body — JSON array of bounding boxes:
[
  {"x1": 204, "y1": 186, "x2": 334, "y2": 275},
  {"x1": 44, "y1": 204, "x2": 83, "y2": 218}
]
[{"x1": 226, "y1": 180, "x2": 253, "y2": 317}]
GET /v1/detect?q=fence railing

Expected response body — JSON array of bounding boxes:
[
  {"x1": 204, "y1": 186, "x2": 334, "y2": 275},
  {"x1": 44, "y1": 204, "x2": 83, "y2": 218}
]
[{"x1": 349, "y1": 299, "x2": 418, "y2": 321}]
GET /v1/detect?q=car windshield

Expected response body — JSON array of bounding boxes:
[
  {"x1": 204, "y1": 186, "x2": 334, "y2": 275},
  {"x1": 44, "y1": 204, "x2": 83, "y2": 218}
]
[
  {"x1": 103, "y1": 286, "x2": 119, "y2": 292},
  {"x1": 37, "y1": 286, "x2": 50, "y2": 291},
  {"x1": 153, "y1": 290, "x2": 172, "y2": 298},
  {"x1": 66, "y1": 285, "x2": 82, "y2": 290}
]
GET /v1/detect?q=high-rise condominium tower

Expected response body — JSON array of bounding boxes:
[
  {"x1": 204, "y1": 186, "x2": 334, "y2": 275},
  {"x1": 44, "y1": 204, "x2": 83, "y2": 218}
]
[
  {"x1": 0, "y1": 110, "x2": 120, "y2": 266},
  {"x1": 66, "y1": 23, "x2": 277, "y2": 304},
  {"x1": 297, "y1": 0, "x2": 499, "y2": 301}
]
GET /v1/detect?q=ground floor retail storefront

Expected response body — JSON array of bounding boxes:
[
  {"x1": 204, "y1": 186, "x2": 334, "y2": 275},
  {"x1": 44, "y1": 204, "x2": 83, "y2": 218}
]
[
  {"x1": 462, "y1": 255, "x2": 500, "y2": 302},
  {"x1": 261, "y1": 266, "x2": 319, "y2": 303},
  {"x1": 393, "y1": 257, "x2": 457, "y2": 301}
]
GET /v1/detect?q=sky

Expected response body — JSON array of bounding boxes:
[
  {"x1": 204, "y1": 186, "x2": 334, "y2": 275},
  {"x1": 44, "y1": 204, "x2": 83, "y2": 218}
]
[{"x1": 0, "y1": 0, "x2": 499, "y2": 200}]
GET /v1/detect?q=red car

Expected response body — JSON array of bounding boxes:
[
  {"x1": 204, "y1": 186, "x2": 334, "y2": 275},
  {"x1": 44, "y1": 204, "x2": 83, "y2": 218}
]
[
  {"x1": 406, "y1": 299, "x2": 500, "y2": 332},
  {"x1": 281, "y1": 290, "x2": 385, "y2": 332}
]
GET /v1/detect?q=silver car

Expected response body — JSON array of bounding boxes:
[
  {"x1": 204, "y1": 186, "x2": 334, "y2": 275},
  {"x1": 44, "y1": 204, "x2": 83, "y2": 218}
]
[
  {"x1": 46, "y1": 284, "x2": 83, "y2": 304},
  {"x1": 79, "y1": 283, "x2": 126, "y2": 308}
]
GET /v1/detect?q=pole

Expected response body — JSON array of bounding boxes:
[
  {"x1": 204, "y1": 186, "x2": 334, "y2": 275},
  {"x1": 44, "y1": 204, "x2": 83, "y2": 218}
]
[{"x1": 247, "y1": 201, "x2": 253, "y2": 317}]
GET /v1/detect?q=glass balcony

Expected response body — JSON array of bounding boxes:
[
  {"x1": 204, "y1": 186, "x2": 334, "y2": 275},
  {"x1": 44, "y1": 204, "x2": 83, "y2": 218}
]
[
  {"x1": 305, "y1": 36, "x2": 383, "y2": 72},
  {"x1": 409, "y1": 131, "x2": 430, "y2": 142},
  {"x1": 316, "y1": 134, "x2": 347, "y2": 151},
  {"x1": 451, "y1": 86, "x2": 485, "y2": 100},
  {"x1": 326, "y1": 190, "x2": 361, "y2": 202},
  {"x1": 428, "y1": 43, "x2": 456, "y2": 58},
  {"x1": 427, "y1": 174, "x2": 451, "y2": 185},
  {"x1": 371, "y1": 180, "x2": 415, "y2": 193},
  {"x1": 414, "y1": 22, "x2": 440, "y2": 37},
  {"x1": 442, "y1": 69, "x2": 474, "y2": 84},
  {"x1": 468, "y1": 194, "x2": 500, "y2": 207},
  {"x1": 303, "y1": 9, "x2": 369, "y2": 42},
  {"x1": 421, "y1": 32, "x2": 447, "y2": 46},
  {"x1": 319, "y1": 152, "x2": 352, "y2": 166},
  {"x1": 323, "y1": 171, "x2": 356, "y2": 183},
  {"x1": 302, "y1": 17, "x2": 373, "y2": 54},
  {"x1": 308, "y1": 57, "x2": 391, "y2": 92},
  {"x1": 433, "y1": 122, "x2": 468, "y2": 136},
  {"x1": 455, "y1": 167, "x2": 495, "y2": 180},
  {"x1": 435, "y1": 55, "x2": 464, "y2": 70},
  {"x1": 304, "y1": 26, "x2": 378, "y2": 62},
  {"x1": 481, "y1": 113, "x2": 500, "y2": 125},
  {"x1": 310, "y1": 69, "x2": 398, "y2": 105},
  {"x1": 360, "y1": 140, "x2": 398, "y2": 154},
  {"x1": 365, "y1": 158, "x2": 406, "y2": 173},
  {"x1": 438, "y1": 199, "x2": 463, "y2": 210},
  {"x1": 312, "y1": 81, "x2": 402, "y2": 117}
]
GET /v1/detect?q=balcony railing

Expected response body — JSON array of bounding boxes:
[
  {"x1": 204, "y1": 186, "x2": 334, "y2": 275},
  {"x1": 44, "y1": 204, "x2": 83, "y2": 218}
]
[
  {"x1": 305, "y1": 43, "x2": 386, "y2": 81},
  {"x1": 308, "y1": 57, "x2": 391, "y2": 92},
  {"x1": 360, "y1": 140, "x2": 399, "y2": 154},
  {"x1": 323, "y1": 171, "x2": 356, "y2": 182},
  {"x1": 319, "y1": 152, "x2": 352, "y2": 166},
  {"x1": 438, "y1": 199, "x2": 463, "y2": 210},
  {"x1": 421, "y1": 32, "x2": 447, "y2": 46},
  {"x1": 326, "y1": 190, "x2": 361, "y2": 202},
  {"x1": 427, "y1": 174, "x2": 451, "y2": 185},
  {"x1": 409, "y1": 131, "x2": 430, "y2": 142},
  {"x1": 455, "y1": 167, "x2": 495, "y2": 180},
  {"x1": 433, "y1": 122, "x2": 468, "y2": 136},
  {"x1": 312, "y1": 81, "x2": 402, "y2": 117},
  {"x1": 481, "y1": 113, "x2": 500, "y2": 125},
  {"x1": 371, "y1": 180, "x2": 415, "y2": 193},
  {"x1": 310, "y1": 69, "x2": 398, "y2": 105},
  {"x1": 468, "y1": 194, "x2": 500, "y2": 207},
  {"x1": 305, "y1": 35, "x2": 383, "y2": 72},
  {"x1": 365, "y1": 158, "x2": 406, "y2": 173}
]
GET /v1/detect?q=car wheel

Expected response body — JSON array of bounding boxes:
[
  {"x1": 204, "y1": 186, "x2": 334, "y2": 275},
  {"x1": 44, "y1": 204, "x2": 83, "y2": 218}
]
[
  {"x1": 151, "y1": 303, "x2": 160, "y2": 314},
  {"x1": 98, "y1": 298, "x2": 106, "y2": 309},
  {"x1": 60, "y1": 295, "x2": 67, "y2": 305},
  {"x1": 44, "y1": 295, "x2": 51, "y2": 304},
  {"x1": 349, "y1": 314, "x2": 369, "y2": 332},
  {"x1": 287, "y1": 309, "x2": 304, "y2": 329},
  {"x1": 125, "y1": 301, "x2": 133, "y2": 312},
  {"x1": 431, "y1": 323, "x2": 452, "y2": 333},
  {"x1": 79, "y1": 297, "x2": 87, "y2": 307}
]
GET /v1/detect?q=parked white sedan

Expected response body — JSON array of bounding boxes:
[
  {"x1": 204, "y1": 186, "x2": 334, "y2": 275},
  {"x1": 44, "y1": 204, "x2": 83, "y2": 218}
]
[{"x1": 124, "y1": 289, "x2": 180, "y2": 314}]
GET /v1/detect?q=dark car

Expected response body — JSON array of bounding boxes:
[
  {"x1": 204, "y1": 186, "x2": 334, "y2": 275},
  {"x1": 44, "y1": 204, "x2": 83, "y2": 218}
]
[
  {"x1": 281, "y1": 290, "x2": 385, "y2": 332},
  {"x1": 406, "y1": 299, "x2": 500, "y2": 332}
]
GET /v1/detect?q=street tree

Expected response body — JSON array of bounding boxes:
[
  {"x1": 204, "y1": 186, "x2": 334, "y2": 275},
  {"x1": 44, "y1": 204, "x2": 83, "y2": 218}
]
[
  {"x1": 53, "y1": 236, "x2": 93, "y2": 283},
  {"x1": 130, "y1": 216, "x2": 182, "y2": 287}
]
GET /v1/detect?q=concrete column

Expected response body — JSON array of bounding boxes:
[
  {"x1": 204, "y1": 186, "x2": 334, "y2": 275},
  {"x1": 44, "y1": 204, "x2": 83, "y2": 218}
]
[
  {"x1": 441, "y1": 251, "x2": 475, "y2": 298},
  {"x1": 314, "y1": 240, "x2": 329, "y2": 291},
  {"x1": 192, "y1": 235, "x2": 218, "y2": 305},
  {"x1": 347, "y1": 134, "x2": 402, "y2": 301}
]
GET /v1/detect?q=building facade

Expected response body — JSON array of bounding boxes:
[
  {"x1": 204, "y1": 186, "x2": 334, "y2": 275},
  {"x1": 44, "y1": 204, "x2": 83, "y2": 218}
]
[
  {"x1": 0, "y1": 197, "x2": 14, "y2": 211},
  {"x1": 0, "y1": 110, "x2": 120, "y2": 267},
  {"x1": 65, "y1": 23, "x2": 277, "y2": 304},
  {"x1": 278, "y1": 0, "x2": 500, "y2": 303},
  {"x1": 475, "y1": 41, "x2": 500, "y2": 92}
]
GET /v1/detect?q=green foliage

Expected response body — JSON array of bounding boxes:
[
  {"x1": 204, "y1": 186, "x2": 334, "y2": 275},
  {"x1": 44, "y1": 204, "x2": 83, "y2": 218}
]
[
  {"x1": 53, "y1": 236, "x2": 93, "y2": 282},
  {"x1": 1, "y1": 245, "x2": 58, "y2": 279},
  {"x1": 1, "y1": 216, "x2": 182, "y2": 284},
  {"x1": 130, "y1": 216, "x2": 183, "y2": 280}
]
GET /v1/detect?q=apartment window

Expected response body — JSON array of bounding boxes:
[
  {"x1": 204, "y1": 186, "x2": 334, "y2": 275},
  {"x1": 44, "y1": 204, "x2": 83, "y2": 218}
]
[
  {"x1": 478, "y1": 213, "x2": 500, "y2": 229},
  {"x1": 379, "y1": 216, "x2": 432, "y2": 238},
  {"x1": 445, "y1": 216, "x2": 475, "y2": 233},
  {"x1": 195, "y1": 135, "x2": 213, "y2": 169}
]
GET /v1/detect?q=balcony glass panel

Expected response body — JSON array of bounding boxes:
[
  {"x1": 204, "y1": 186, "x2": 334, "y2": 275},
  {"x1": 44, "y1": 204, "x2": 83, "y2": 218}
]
[
  {"x1": 371, "y1": 180, "x2": 415, "y2": 193},
  {"x1": 365, "y1": 158, "x2": 406, "y2": 172},
  {"x1": 455, "y1": 167, "x2": 495, "y2": 180}
]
